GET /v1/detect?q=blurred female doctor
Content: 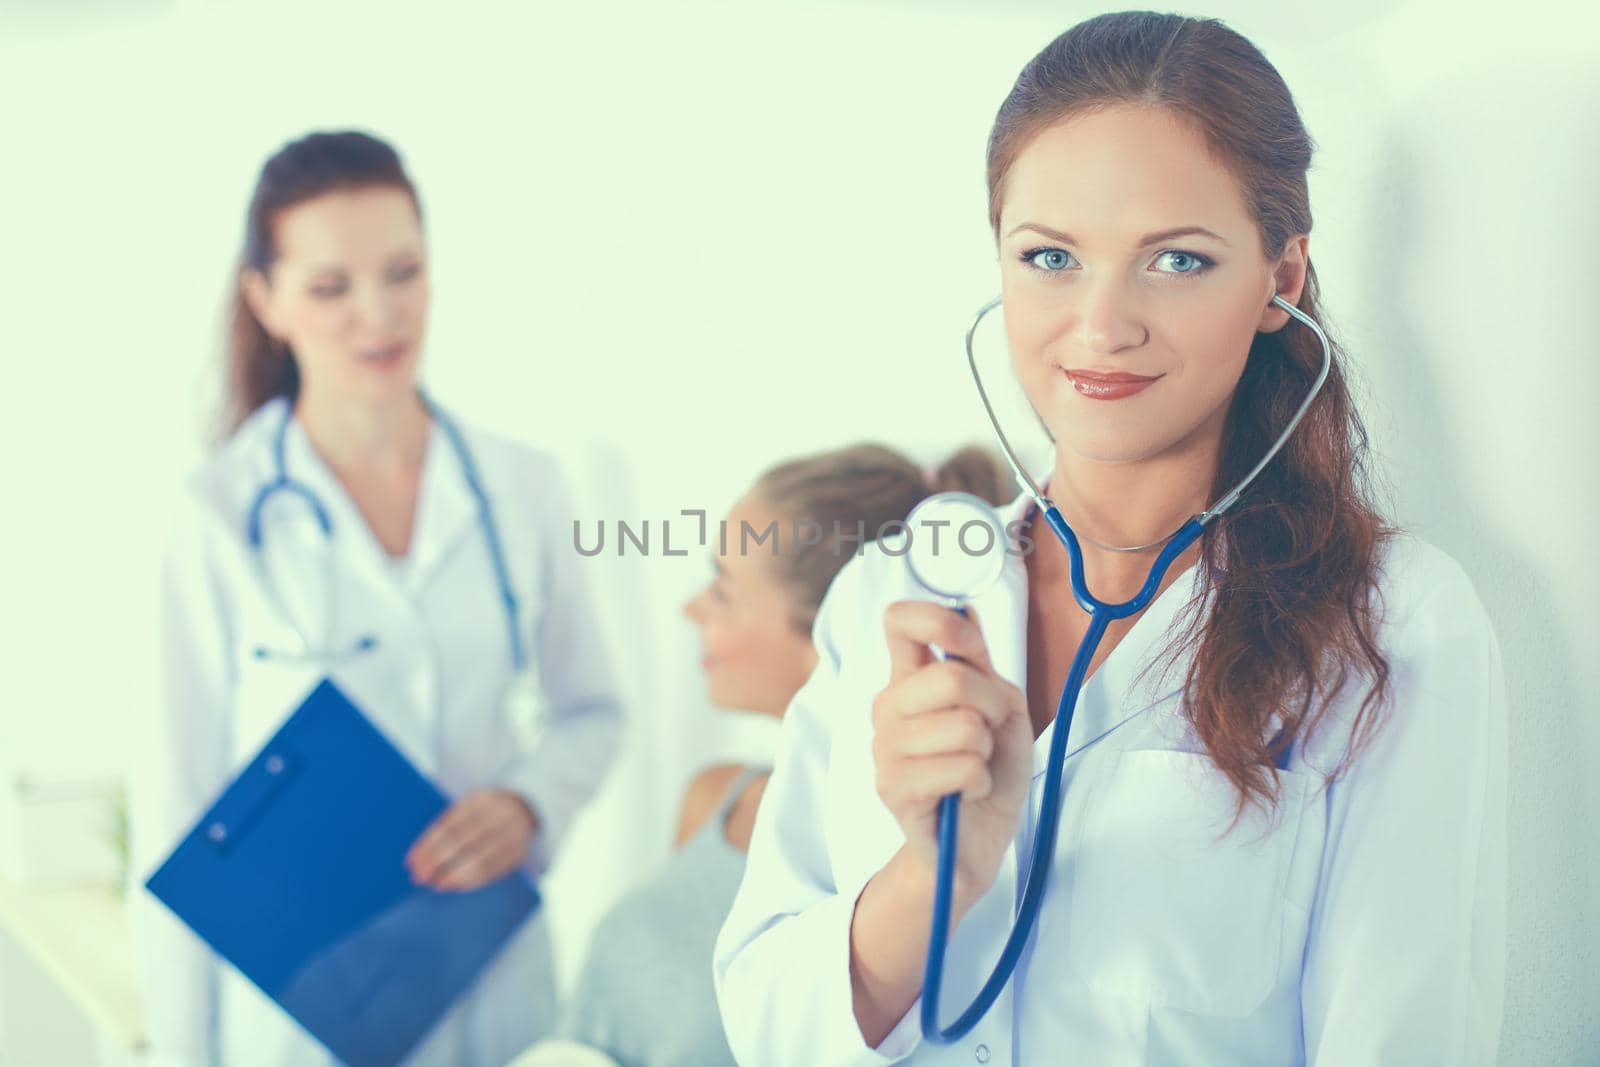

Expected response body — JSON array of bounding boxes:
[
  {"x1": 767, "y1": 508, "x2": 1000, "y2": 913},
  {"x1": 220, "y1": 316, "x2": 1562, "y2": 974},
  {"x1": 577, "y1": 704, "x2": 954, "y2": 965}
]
[{"x1": 128, "y1": 130, "x2": 622, "y2": 1066}]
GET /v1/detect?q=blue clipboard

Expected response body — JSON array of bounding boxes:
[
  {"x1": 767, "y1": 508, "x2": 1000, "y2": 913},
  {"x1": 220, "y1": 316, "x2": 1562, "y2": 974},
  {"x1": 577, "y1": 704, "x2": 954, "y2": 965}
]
[{"x1": 146, "y1": 678, "x2": 541, "y2": 1067}]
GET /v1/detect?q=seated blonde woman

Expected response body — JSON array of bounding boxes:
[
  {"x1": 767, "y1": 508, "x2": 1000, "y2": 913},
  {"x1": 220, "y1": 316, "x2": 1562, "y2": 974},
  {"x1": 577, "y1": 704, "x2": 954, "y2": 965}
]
[{"x1": 512, "y1": 442, "x2": 1009, "y2": 1067}]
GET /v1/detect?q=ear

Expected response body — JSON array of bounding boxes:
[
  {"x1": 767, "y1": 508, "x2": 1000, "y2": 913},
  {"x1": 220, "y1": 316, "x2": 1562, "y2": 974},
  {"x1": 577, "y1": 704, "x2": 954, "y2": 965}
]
[
  {"x1": 239, "y1": 267, "x2": 283, "y2": 341},
  {"x1": 1258, "y1": 235, "x2": 1309, "y2": 333}
]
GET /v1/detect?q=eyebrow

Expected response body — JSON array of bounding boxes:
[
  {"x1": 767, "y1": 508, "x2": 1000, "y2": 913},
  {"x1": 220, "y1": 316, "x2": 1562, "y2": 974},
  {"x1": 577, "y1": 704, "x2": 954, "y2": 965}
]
[
  {"x1": 1003, "y1": 223, "x2": 1230, "y2": 248},
  {"x1": 306, "y1": 251, "x2": 423, "y2": 276}
]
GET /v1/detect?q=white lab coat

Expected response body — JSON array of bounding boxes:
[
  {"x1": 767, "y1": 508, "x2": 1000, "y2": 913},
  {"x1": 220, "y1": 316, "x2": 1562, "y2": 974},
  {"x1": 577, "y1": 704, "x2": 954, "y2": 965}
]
[
  {"x1": 129, "y1": 396, "x2": 623, "y2": 1067},
  {"x1": 713, "y1": 488, "x2": 1507, "y2": 1066}
]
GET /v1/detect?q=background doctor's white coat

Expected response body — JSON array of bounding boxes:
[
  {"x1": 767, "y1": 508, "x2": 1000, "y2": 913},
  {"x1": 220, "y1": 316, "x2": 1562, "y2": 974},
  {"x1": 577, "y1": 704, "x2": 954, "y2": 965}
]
[{"x1": 0, "y1": 0, "x2": 1595, "y2": 1064}]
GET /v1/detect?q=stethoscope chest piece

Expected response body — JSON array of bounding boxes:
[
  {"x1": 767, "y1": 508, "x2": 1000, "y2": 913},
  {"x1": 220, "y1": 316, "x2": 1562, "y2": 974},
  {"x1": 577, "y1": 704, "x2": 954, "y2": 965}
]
[
  {"x1": 503, "y1": 664, "x2": 548, "y2": 746},
  {"x1": 903, "y1": 491, "x2": 1011, "y2": 607}
]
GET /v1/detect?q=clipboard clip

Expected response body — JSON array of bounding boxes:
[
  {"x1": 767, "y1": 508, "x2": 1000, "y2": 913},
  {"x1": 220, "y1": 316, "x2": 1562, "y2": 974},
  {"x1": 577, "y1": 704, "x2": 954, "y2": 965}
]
[{"x1": 205, "y1": 751, "x2": 298, "y2": 854}]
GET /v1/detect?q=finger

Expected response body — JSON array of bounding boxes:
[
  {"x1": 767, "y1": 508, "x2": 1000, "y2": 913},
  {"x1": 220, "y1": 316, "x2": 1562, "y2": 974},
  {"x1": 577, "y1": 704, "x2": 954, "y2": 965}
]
[
  {"x1": 417, "y1": 813, "x2": 509, "y2": 886},
  {"x1": 881, "y1": 752, "x2": 994, "y2": 808},
  {"x1": 888, "y1": 707, "x2": 995, "y2": 762},
  {"x1": 884, "y1": 659, "x2": 1015, "y2": 732},
  {"x1": 410, "y1": 792, "x2": 533, "y2": 882},
  {"x1": 939, "y1": 604, "x2": 994, "y2": 673},
  {"x1": 883, "y1": 600, "x2": 995, "y2": 678},
  {"x1": 410, "y1": 806, "x2": 496, "y2": 882},
  {"x1": 883, "y1": 600, "x2": 936, "y2": 680},
  {"x1": 407, "y1": 796, "x2": 486, "y2": 862},
  {"x1": 407, "y1": 812, "x2": 462, "y2": 876},
  {"x1": 435, "y1": 837, "x2": 520, "y2": 891}
]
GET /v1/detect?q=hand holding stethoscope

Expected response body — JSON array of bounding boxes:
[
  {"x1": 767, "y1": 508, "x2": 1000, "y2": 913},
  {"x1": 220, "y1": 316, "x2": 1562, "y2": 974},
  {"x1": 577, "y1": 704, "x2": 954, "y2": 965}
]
[
  {"x1": 877, "y1": 293, "x2": 1331, "y2": 1042},
  {"x1": 871, "y1": 588, "x2": 1035, "y2": 919}
]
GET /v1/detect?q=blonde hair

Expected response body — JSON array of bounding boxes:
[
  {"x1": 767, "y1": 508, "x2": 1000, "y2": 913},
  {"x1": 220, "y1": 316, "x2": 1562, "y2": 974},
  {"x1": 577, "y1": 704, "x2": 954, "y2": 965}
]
[{"x1": 752, "y1": 443, "x2": 1012, "y2": 633}]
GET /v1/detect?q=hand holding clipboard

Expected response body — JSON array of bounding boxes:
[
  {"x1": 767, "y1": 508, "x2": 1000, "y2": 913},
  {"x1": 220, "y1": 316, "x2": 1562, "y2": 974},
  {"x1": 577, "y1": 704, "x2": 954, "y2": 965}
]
[
  {"x1": 146, "y1": 680, "x2": 542, "y2": 1067},
  {"x1": 406, "y1": 787, "x2": 542, "y2": 892}
]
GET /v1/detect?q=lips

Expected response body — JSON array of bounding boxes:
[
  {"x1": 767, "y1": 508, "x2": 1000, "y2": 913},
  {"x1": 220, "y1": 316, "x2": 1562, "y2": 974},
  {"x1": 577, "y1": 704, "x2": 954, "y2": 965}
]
[
  {"x1": 1060, "y1": 367, "x2": 1162, "y2": 400},
  {"x1": 360, "y1": 341, "x2": 409, "y2": 363},
  {"x1": 1061, "y1": 368, "x2": 1160, "y2": 384}
]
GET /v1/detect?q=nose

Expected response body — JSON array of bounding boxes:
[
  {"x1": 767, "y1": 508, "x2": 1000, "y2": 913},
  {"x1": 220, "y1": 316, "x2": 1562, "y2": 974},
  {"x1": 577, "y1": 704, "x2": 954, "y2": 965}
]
[
  {"x1": 351, "y1": 278, "x2": 404, "y2": 336},
  {"x1": 1074, "y1": 274, "x2": 1148, "y2": 354},
  {"x1": 683, "y1": 589, "x2": 706, "y2": 623}
]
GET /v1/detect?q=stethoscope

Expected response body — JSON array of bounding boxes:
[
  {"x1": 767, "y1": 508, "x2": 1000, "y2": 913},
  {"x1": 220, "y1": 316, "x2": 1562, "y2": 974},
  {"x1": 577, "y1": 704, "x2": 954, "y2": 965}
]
[
  {"x1": 244, "y1": 395, "x2": 546, "y2": 734},
  {"x1": 906, "y1": 293, "x2": 1331, "y2": 1042}
]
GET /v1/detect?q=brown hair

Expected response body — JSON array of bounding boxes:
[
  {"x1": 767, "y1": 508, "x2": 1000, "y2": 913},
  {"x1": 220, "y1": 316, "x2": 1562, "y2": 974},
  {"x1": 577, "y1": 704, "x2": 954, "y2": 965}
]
[
  {"x1": 753, "y1": 444, "x2": 1012, "y2": 633},
  {"x1": 223, "y1": 130, "x2": 422, "y2": 434},
  {"x1": 988, "y1": 12, "x2": 1399, "y2": 824}
]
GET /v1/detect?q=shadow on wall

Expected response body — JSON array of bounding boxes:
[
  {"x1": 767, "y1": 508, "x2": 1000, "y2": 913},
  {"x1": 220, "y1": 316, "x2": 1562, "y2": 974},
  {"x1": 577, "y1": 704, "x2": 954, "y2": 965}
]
[{"x1": 1359, "y1": 61, "x2": 1600, "y2": 1063}]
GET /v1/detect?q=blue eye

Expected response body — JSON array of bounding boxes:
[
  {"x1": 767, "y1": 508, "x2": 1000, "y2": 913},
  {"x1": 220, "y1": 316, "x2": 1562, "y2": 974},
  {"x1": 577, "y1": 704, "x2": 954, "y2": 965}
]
[
  {"x1": 1156, "y1": 250, "x2": 1213, "y2": 275},
  {"x1": 1018, "y1": 246, "x2": 1215, "y2": 278},
  {"x1": 1025, "y1": 248, "x2": 1073, "y2": 272}
]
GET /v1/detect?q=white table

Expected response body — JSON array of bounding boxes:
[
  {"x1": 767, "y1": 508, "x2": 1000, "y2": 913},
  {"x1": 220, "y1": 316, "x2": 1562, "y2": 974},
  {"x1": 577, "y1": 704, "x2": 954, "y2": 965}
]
[{"x1": 0, "y1": 870, "x2": 146, "y2": 1063}]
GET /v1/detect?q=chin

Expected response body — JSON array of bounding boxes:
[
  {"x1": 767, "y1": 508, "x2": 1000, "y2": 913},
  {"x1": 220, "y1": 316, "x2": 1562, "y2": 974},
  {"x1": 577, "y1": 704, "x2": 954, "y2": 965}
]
[
  {"x1": 703, "y1": 675, "x2": 739, "y2": 712},
  {"x1": 1053, "y1": 429, "x2": 1169, "y2": 466},
  {"x1": 706, "y1": 682, "x2": 770, "y2": 716},
  {"x1": 346, "y1": 369, "x2": 420, "y2": 404}
]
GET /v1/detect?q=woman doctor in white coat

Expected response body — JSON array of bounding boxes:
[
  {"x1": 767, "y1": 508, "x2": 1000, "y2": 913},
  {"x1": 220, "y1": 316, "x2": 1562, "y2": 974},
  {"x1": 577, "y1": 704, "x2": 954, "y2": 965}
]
[
  {"x1": 714, "y1": 12, "x2": 1507, "y2": 1067},
  {"x1": 129, "y1": 130, "x2": 622, "y2": 1066}
]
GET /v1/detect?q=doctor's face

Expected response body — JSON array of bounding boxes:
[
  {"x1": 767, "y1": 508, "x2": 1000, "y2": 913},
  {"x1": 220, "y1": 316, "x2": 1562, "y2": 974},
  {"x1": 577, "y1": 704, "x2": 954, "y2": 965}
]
[
  {"x1": 995, "y1": 104, "x2": 1306, "y2": 467},
  {"x1": 682, "y1": 495, "x2": 819, "y2": 717},
  {"x1": 243, "y1": 185, "x2": 430, "y2": 407}
]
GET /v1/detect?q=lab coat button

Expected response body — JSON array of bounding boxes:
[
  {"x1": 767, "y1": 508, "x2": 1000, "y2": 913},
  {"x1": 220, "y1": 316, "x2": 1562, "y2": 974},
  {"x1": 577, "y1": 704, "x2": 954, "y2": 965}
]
[
  {"x1": 974, "y1": 1044, "x2": 990, "y2": 1063},
  {"x1": 207, "y1": 822, "x2": 227, "y2": 843}
]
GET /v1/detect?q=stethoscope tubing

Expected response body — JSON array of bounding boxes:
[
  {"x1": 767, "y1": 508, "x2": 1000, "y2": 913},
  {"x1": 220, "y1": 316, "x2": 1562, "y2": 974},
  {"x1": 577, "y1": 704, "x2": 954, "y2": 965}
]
[
  {"x1": 921, "y1": 293, "x2": 1330, "y2": 1042},
  {"x1": 243, "y1": 394, "x2": 524, "y2": 672},
  {"x1": 920, "y1": 514, "x2": 1204, "y2": 1040}
]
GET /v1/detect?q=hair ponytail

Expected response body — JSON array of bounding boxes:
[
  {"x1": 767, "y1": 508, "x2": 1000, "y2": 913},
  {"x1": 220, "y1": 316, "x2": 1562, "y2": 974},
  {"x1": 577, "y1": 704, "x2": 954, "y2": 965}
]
[{"x1": 226, "y1": 286, "x2": 299, "y2": 437}]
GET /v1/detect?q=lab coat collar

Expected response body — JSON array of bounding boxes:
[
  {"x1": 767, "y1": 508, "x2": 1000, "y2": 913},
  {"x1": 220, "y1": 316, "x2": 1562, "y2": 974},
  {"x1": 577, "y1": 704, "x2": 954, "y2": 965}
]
[
  {"x1": 975, "y1": 483, "x2": 1204, "y2": 781},
  {"x1": 259, "y1": 396, "x2": 480, "y2": 597},
  {"x1": 402, "y1": 399, "x2": 481, "y2": 595}
]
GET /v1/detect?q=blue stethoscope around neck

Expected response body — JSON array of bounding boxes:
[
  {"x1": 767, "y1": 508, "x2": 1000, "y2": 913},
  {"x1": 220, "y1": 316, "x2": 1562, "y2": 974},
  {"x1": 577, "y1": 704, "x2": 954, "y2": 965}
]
[
  {"x1": 912, "y1": 292, "x2": 1332, "y2": 1042},
  {"x1": 244, "y1": 392, "x2": 526, "y2": 676}
]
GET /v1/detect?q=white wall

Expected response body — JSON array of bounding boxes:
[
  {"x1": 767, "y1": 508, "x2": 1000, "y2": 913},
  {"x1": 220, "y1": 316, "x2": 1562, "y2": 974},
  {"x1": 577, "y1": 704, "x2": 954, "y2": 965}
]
[{"x1": 1, "y1": 0, "x2": 1595, "y2": 1062}]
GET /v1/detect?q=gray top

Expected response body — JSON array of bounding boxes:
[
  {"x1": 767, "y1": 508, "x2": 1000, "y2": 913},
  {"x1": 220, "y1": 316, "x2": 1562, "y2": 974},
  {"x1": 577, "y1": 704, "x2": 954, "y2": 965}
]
[{"x1": 555, "y1": 766, "x2": 768, "y2": 1067}]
